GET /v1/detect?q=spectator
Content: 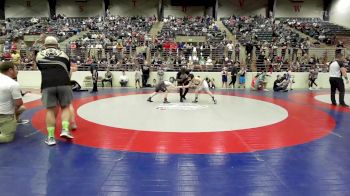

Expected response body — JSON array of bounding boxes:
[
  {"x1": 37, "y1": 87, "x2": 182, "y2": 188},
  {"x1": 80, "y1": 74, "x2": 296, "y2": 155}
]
[
  {"x1": 119, "y1": 71, "x2": 128, "y2": 87},
  {"x1": 273, "y1": 75, "x2": 288, "y2": 92},
  {"x1": 237, "y1": 65, "x2": 246, "y2": 88},
  {"x1": 308, "y1": 64, "x2": 319, "y2": 90},
  {"x1": 226, "y1": 41, "x2": 234, "y2": 59},
  {"x1": 285, "y1": 70, "x2": 295, "y2": 90},
  {"x1": 102, "y1": 68, "x2": 113, "y2": 87},
  {"x1": 135, "y1": 67, "x2": 142, "y2": 88},
  {"x1": 221, "y1": 67, "x2": 228, "y2": 88},
  {"x1": 10, "y1": 50, "x2": 20, "y2": 67},
  {"x1": 234, "y1": 43, "x2": 240, "y2": 61},
  {"x1": 205, "y1": 56, "x2": 213, "y2": 70}
]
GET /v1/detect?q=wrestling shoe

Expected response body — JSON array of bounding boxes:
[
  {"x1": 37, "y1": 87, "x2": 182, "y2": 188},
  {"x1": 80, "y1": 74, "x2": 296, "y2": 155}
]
[
  {"x1": 45, "y1": 137, "x2": 56, "y2": 146},
  {"x1": 17, "y1": 119, "x2": 30, "y2": 125},
  {"x1": 60, "y1": 130, "x2": 74, "y2": 139},
  {"x1": 147, "y1": 97, "x2": 153, "y2": 102},
  {"x1": 212, "y1": 97, "x2": 217, "y2": 104}
]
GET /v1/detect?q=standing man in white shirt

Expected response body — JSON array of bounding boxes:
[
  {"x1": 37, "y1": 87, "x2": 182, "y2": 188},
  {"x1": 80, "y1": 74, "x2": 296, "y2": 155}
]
[
  {"x1": 226, "y1": 41, "x2": 234, "y2": 60},
  {"x1": 0, "y1": 61, "x2": 25, "y2": 143},
  {"x1": 329, "y1": 54, "x2": 349, "y2": 107}
]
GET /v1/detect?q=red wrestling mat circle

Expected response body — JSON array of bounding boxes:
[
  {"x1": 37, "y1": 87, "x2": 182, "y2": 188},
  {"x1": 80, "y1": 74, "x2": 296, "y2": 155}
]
[{"x1": 30, "y1": 92, "x2": 336, "y2": 154}]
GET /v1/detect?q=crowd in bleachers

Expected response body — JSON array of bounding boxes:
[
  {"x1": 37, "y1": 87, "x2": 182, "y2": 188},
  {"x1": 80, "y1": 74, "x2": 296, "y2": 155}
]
[
  {"x1": 221, "y1": 15, "x2": 350, "y2": 72},
  {"x1": 1, "y1": 15, "x2": 349, "y2": 74},
  {"x1": 282, "y1": 17, "x2": 350, "y2": 45}
]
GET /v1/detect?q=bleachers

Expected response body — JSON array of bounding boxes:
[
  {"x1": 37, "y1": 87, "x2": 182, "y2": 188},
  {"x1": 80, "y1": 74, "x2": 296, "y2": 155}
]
[
  {"x1": 280, "y1": 17, "x2": 350, "y2": 44},
  {"x1": 1, "y1": 15, "x2": 350, "y2": 73}
]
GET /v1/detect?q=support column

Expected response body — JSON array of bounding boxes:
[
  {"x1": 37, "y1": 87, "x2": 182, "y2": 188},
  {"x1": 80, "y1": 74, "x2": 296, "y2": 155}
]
[
  {"x1": 323, "y1": 0, "x2": 332, "y2": 21},
  {"x1": 0, "y1": 0, "x2": 5, "y2": 19},
  {"x1": 104, "y1": 0, "x2": 110, "y2": 16},
  {"x1": 214, "y1": 0, "x2": 218, "y2": 20},
  {"x1": 267, "y1": 0, "x2": 275, "y2": 18},
  {"x1": 158, "y1": 0, "x2": 164, "y2": 21},
  {"x1": 48, "y1": 0, "x2": 56, "y2": 19}
]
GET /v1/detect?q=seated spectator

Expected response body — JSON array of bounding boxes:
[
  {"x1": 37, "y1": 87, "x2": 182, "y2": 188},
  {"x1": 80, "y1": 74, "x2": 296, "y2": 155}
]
[
  {"x1": 11, "y1": 50, "x2": 20, "y2": 67},
  {"x1": 71, "y1": 80, "x2": 88, "y2": 92},
  {"x1": 205, "y1": 56, "x2": 213, "y2": 70},
  {"x1": 199, "y1": 56, "x2": 206, "y2": 67},
  {"x1": 102, "y1": 68, "x2": 113, "y2": 87},
  {"x1": 206, "y1": 57, "x2": 213, "y2": 65},
  {"x1": 273, "y1": 75, "x2": 288, "y2": 92},
  {"x1": 192, "y1": 55, "x2": 199, "y2": 64},
  {"x1": 21, "y1": 57, "x2": 34, "y2": 70},
  {"x1": 119, "y1": 71, "x2": 128, "y2": 87}
]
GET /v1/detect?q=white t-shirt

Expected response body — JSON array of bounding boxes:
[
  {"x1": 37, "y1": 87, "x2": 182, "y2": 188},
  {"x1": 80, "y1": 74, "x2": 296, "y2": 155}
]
[
  {"x1": 120, "y1": 75, "x2": 128, "y2": 82},
  {"x1": 329, "y1": 61, "x2": 343, "y2": 78},
  {"x1": 0, "y1": 73, "x2": 22, "y2": 114},
  {"x1": 135, "y1": 70, "x2": 142, "y2": 80},
  {"x1": 227, "y1": 43, "x2": 234, "y2": 51},
  {"x1": 164, "y1": 81, "x2": 172, "y2": 86}
]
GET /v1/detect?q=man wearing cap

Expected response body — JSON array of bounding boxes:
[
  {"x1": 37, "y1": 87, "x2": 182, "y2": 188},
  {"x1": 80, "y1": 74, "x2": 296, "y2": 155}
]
[
  {"x1": 36, "y1": 36, "x2": 74, "y2": 146},
  {"x1": 0, "y1": 61, "x2": 25, "y2": 143}
]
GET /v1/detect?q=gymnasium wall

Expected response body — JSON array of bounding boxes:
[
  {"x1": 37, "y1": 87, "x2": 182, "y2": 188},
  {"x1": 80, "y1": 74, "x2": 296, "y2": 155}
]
[
  {"x1": 162, "y1": 0, "x2": 268, "y2": 18},
  {"x1": 217, "y1": 0, "x2": 268, "y2": 18},
  {"x1": 163, "y1": 0, "x2": 206, "y2": 17},
  {"x1": 17, "y1": 71, "x2": 337, "y2": 90},
  {"x1": 3, "y1": 0, "x2": 329, "y2": 19},
  {"x1": 5, "y1": 0, "x2": 49, "y2": 18},
  {"x1": 56, "y1": 0, "x2": 104, "y2": 17},
  {"x1": 109, "y1": 0, "x2": 158, "y2": 17},
  {"x1": 275, "y1": 0, "x2": 324, "y2": 18},
  {"x1": 329, "y1": 0, "x2": 350, "y2": 29}
]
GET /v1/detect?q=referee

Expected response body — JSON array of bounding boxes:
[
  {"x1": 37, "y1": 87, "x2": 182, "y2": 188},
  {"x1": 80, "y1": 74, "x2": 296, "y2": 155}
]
[
  {"x1": 329, "y1": 54, "x2": 349, "y2": 107},
  {"x1": 36, "y1": 36, "x2": 74, "y2": 145}
]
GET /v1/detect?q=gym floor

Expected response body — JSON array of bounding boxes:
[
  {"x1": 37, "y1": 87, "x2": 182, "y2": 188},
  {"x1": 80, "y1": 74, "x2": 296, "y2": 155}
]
[{"x1": 1, "y1": 88, "x2": 350, "y2": 196}]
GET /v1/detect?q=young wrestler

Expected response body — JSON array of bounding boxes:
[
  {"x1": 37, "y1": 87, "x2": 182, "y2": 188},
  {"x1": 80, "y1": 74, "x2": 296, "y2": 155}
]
[
  {"x1": 147, "y1": 80, "x2": 179, "y2": 103},
  {"x1": 251, "y1": 72, "x2": 270, "y2": 91},
  {"x1": 182, "y1": 74, "x2": 217, "y2": 104}
]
